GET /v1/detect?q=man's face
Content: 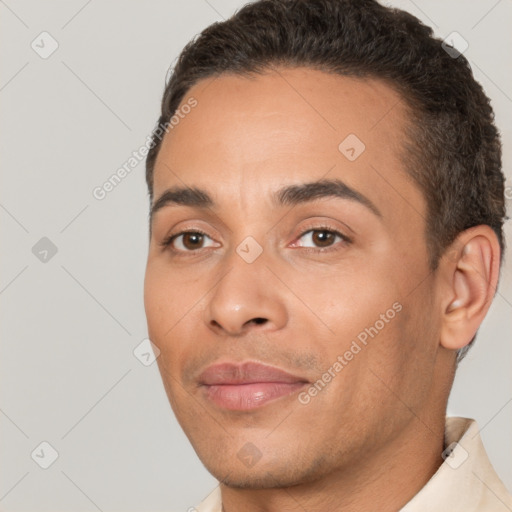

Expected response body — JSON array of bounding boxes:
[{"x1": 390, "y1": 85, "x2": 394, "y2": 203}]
[{"x1": 144, "y1": 68, "x2": 445, "y2": 488}]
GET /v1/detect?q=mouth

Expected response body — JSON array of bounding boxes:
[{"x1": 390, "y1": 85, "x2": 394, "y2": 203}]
[{"x1": 198, "y1": 361, "x2": 309, "y2": 411}]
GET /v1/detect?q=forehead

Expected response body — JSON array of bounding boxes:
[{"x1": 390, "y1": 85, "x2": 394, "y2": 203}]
[{"x1": 152, "y1": 67, "x2": 424, "y2": 222}]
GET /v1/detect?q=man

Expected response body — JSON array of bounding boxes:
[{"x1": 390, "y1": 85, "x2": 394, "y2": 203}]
[{"x1": 143, "y1": 0, "x2": 511, "y2": 510}]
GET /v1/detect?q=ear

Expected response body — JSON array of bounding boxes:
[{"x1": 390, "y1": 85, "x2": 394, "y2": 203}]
[{"x1": 439, "y1": 225, "x2": 501, "y2": 351}]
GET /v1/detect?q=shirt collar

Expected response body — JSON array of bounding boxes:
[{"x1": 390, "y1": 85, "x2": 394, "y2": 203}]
[{"x1": 401, "y1": 416, "x2": 512, "y2": 511}]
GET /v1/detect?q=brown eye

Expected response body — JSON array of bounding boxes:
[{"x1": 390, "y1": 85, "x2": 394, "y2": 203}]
[
  {"x1": 296, "y1": 228, "x2": 349, "y2": 249},
  {"x1": 161, "y1": 230, "x2": 217, "y2": 253},
  {"x1": 311, "y1": 230, "x2": 336, "y2": 247},
  {"x1": 181, "y1": 232, "x2": 205, "y2": 250}
]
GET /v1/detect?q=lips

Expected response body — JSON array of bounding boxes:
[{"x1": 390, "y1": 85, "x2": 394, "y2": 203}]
[{"x1": 198, "y1": 362, "x2": 309, "y2": 411}]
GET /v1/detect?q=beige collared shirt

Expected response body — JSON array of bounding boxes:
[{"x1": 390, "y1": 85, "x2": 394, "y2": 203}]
[{"x1": 195, "y1": 417, "x2": 512, "y2": 511}]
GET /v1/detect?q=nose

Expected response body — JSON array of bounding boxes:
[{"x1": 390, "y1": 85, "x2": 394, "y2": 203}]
[{"x1": 203, "y1": 249, "x2": 288, "y2": 337}]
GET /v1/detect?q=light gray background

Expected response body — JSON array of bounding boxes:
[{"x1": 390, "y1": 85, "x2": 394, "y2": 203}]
[{"x1": 1, "y1": 1, "x2": 511, "y2": 510}]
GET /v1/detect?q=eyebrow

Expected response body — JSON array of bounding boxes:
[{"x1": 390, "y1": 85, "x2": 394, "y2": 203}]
[{"x1": 149, "y1": 178, "x2": 382, "y2": 224}]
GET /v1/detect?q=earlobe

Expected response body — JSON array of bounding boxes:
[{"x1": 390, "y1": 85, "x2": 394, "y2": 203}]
[{"x1": 439, "y1": 226, "x2": 501, "y2": 351}]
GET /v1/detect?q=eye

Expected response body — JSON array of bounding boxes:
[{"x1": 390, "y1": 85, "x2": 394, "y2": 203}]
[
  {"x1": 160, "y1": 230, "x2": 218, "y2": 253},
  {"x1": 159, "y1": 226, "x2": 352, "y2": 256},
  {"x1": 293, "y1": 227, "x2": 352, "y2": 251}
]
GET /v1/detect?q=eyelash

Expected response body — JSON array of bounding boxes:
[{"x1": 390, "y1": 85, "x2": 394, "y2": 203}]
[{"x1": 159, "y1": 225, "x2": 352, "y2": 257}]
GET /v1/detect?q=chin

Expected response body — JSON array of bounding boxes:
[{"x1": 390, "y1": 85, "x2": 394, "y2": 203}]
[
  {"x1": 199, "y1": 452, "x2": 331, "y2": 490},
  {"x1": 209, "y1": 469, "x2": 307, "y2": 490}
]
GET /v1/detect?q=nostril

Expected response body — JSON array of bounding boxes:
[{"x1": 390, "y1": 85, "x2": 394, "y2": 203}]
[{"x1": 251, "y1": 318, "x2": 267, "y2": 325}]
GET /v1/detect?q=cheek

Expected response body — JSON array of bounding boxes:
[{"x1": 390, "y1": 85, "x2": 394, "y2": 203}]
[
  {"x1": 144, "y1": 261, "x2": 199, "y2": 330},
  {"x1": 354, "y1": 293, "x2": 439, "y2": 418},
  {"x1": 294, "y1": 259, "x2": 428, "y2": 402},
  {"x1": 144, "y1": 267, "x2": 168, "y2": 339},
  {"x1": 287, "y1": 262, "x2": 402, "y2": 344},
  {"x1": 143, "y1": 261, "x2": 207, "y2": 372}
]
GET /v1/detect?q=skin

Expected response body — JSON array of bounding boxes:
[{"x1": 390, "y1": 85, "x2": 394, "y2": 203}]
[{"x1": 143, "y1": 67, "x2": 501, "y2": 511}]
